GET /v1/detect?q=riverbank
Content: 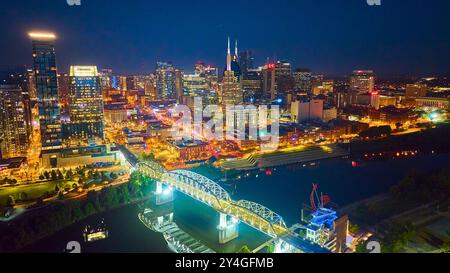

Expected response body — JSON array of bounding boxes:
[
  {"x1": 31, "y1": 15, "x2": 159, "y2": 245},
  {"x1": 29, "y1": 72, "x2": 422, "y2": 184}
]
[
  {"x1": 220, "y1": 144, "x2": 349, "y2": 170},
  {"x1": 0, "y1": 172, "x2": 155, "y2": 252}
]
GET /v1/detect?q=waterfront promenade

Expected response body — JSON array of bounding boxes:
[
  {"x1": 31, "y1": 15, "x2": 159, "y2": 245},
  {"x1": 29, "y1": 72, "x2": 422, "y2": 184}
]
[{"x1": 220, "y1": 144, "x2": 349, "y2": 170}]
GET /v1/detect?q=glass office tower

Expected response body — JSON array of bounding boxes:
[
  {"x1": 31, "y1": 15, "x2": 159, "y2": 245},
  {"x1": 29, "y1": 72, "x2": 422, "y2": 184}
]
[
  {"x1": 65, "y1": 66, "x2": 104, "y2": 141},
  {"x1": 29, "y1": 32, "x2": 62, "y2": 150}
]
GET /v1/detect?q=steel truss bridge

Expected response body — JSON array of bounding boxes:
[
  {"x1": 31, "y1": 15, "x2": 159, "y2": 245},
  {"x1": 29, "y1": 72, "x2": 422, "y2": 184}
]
[{"x1": 137, "y1": 161, "x2": 289, "y2": 238}]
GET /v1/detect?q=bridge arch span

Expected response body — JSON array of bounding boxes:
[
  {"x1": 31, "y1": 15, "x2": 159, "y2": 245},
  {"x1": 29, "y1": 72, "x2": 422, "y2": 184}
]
[{"x1": 162, "y1": 170, "x2": 232, "y2": 209}]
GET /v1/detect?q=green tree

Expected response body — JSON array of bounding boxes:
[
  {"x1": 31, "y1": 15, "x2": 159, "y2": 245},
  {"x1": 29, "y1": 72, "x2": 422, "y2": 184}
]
[
  {"x1": 238, "y1": 245, "x2": 252, "y2": 253},
  {"x1": 51, "y1": 170, "x2": 58, "y2": 181},
  {"x1": 6, "y1": 195, "x2": 15, "y2": 206},
  {"x1": 110, "y1": 173, "x2": 118, "y2": 180},
  {"x1": 441, "y1": 243, "x2": 450, "y2": 253},
  {"x1": 57, "y1": 170, "x2": 64, "y2": 180},
  {"x1": 83, "y1": 202, "x2": 96, "y2": 216},
  {"x1": 65, "y1": 169, "x2": 74, "y2": 180},
  {"x1": 355, "y1": 241, "x2": 370, "y2": 253},
  {"x1": 119, "y1": 185, "x2": 131, "y2": 203},
  {"x1": 349, "y1": 223, "x2": 360, "y2": 235},
  {"x1": 101, "y1": 173, "x2": 109, "y2": 182}
]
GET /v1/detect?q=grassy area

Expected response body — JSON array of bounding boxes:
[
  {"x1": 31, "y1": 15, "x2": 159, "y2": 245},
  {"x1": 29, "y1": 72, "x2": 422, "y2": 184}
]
[
  {"x1": 348, "y1": 123, "x2": 450, "y2": 155},
  {"x1": 0, "y1": 180, "x2": 78, "y2": 206}
]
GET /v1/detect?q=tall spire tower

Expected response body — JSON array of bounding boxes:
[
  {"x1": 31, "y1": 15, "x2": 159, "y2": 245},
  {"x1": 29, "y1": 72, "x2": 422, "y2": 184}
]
[
  {"x1": 226, "y1": 36, "x2": 232, "y2": 71},
  {"x1": 234, "y1": 40, "x2": 238, "y2": 61}
]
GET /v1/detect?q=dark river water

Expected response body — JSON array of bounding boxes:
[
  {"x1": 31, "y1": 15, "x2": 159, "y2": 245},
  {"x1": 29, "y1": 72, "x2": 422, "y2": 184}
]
[{"x1": 24, "y1": 153, "x2": 450, "y2": 253}]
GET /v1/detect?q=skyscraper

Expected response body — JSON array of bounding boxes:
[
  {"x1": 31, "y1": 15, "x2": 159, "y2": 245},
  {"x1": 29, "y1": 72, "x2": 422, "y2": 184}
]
[
  {"x1": 223, "y1": 39, "x2": 242, "y2": 80},
  {"x1": 175, "y1": 68, "x2": 184, "y2": 103},
  {"x1": 29, "y1": 32, "x2": 62, "y2": 150},
  {"x1": 239, "y1": 50, "x2": 254, "y2": 77},
  {"x1": 293, "y1": 68, "x2": 312, "y2": 93},
  {"x1": 350, "y1": 70, "x2": 375, "y2": 94},
  {"x1": 275, "y1": 60, "x2": 294, "y2": 98},
  {"x1": 263, "y1": 63, "x2": 276, "y2": 100},
  {"x1": 241, "y1": 70, "x2": 262, "y2": 102},
  {"x1": 64, "y1": 66, "x2": 104, "y2": 141},
  {"x1": 0, "y1": 85, "x2": 29, "y2": 159},
  {"x1": 155, "y1": 62, "x2": 177, "y2": 100},
  {"x1": 220, "y1": 37, "x2": 242, "y2": 105}
]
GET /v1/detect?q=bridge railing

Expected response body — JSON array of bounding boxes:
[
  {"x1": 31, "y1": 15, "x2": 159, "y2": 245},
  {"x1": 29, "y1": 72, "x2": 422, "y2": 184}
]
[{"x1": 136, "y1": 159, "x2": 289, "y2": 238}]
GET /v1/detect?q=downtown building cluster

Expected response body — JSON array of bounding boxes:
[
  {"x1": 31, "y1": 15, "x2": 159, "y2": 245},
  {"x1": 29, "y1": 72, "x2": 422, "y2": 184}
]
[{"x1": 1, "y1": 33, "x2": 449, "y2": 167}]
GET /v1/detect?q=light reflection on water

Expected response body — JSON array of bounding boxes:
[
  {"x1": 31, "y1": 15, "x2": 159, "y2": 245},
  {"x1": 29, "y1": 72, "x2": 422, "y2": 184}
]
[{"x1": 24, "y1": 153, "x2": 450, "y2": 253}]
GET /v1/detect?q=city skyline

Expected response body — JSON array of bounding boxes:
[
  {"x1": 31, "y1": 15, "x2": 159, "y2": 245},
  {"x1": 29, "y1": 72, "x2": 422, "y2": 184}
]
[
  {"x1": 0, "y1": 0, "x2": 450, "y2": 76},
  {"x1": 0, "y1": 0, "x2": 449, "y2": 258}
]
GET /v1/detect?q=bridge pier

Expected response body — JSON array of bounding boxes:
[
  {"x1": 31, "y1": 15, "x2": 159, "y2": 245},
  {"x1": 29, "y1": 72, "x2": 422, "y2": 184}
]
[
  {"x1": 274, "y1": 239, "x2": 298, "y2": 253},
  {"x1": 217, "y1": 213, "x2": 239, "y2": 244},
  {"x1": 154, "y1": 181, "x2": 174, "y2": 205}
]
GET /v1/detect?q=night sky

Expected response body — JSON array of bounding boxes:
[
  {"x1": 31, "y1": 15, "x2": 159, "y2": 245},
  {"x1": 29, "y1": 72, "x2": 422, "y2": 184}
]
[{"x1": 1, "y1": 0, "x2": 449, "y2": 76}]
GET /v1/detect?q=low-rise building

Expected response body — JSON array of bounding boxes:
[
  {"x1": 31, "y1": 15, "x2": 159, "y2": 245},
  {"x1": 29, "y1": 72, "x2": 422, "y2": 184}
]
[
  {"x1": 40, "y1": 144, "x2": 119, "y2": 169},
  {"x1": 415, "y1": 97, "x2": 450, "y2": 110},
  {"x1": 167, "y1": 139, "x2": 212, "y2": 162}
]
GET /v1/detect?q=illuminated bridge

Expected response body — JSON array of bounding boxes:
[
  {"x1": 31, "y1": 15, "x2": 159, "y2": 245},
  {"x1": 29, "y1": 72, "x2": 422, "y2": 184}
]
[
  {"x1": 131, "y1": 156, "x2": 329, "y2": 253},
  {"x1": 137, "y1": 162, "x2": 289, "y2": 239}
]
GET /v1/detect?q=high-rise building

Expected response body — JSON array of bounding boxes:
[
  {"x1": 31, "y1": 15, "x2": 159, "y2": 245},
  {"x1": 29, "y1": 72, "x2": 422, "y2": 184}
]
[
  {"x1": 263, "y1": 63, "x2": 276, "y2": 100},
  {"x1": 155, "y1": 62, "x2": 177, "y2": 100},
  {"x1": 350, "y1": 70, "x2": 375, "y2": 94},
  {"x1": 219, "y1": 37, "x2": 242, "y2": 105},
  {"x1": 0, "y1": 85, "x2": 29, "y2": 159},
  {"x1": 275, "y1": 61, "x2": 293, "y2": 97},
  {"x1": 405, "y1": 84, "x2": 428, "y2": 99},
  {"x1": 100, "y1": 68, "x2": 113, "y2": 90},
  {"x1": 241, "y1": 70, "x2": 262, "y2": 102},
  {"x1": 144, "y1": 74, "x2": 157, "y2": 100},
  {"x1": 58, "y1": 73, "x2": 71, "y2": 109},
  {"x1": 183, "y1": 73, "x2": 208, "y2": 97},
  {"x1": 293, "y1": 69, "x2": 312, "y2": 93},
  {"x1": 29, "y1": 32, "x2": 62, "y2": 150},
  {"x1": 64, "y1": 66, "x2": 104, "y2": 140},
  {"x1": 223, "y1": 39, "x2": 242, "y2": 80},
  {"x1": 175, "y1": 68, "x2": 184, "y2": 103},
  {"x1": 26, "y1": 69, "x2": 37, "y2": 100},
  {"x1": 239, "y1": 50, "x2": 254, "y2": 77}
]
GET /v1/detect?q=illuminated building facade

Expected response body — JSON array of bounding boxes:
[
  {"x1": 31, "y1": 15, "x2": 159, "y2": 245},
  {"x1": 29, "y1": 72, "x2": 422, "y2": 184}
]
[
  {"x1": 293, "y1": 69, "x2": 312, "y2": 93},
  {"x1": 65, "y1": 66, "x2": 104, "y2": 140},
  {"x1": 350, "y1": 70, "x2": 375, "y2": 94},
  {"x1": 405, "y1": 83, "x2": 428, "y2": 99},
  {"x1": 100, "y1": 68, "x2": 113, "y2": 90},
  {"x1": 220, "y1": 37, "x2": 242, "y2": 105},
  {"x1": 29, "y1": 32, "x2": 62, "y2": 150},
  {"x1": 275, "y1": 60, "x2": 293, "y2": 98},
  {"x1": 241, "y1": 70, "x2": 262, "y2": 102},
  {"x1": 58, "y1": 73, "x2": 71, "y2": 109},
  {"x1": 183, "y1": 73, "x2": 208, "y2": 97},
  {"x1": 238, "y1": 50, "x2": 254, "y2": 77},
  {"x1": 263, "y1": 63, "x2": 276, "y2": 100},
  {"x1": 0, "y1": 85, "x2": 29, "y2": 159},
  {"x1": 155, "y1": 62, "x2": 177, "y2": 100},
  {"x1": 291, "y1": 99, "x2": 324, "y2": 123}
]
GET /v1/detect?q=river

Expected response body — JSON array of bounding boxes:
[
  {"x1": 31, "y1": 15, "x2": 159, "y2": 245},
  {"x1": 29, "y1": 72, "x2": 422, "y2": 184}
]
[{"x1": 24, "y1": 152, "x2": 450, "y2": 253}]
